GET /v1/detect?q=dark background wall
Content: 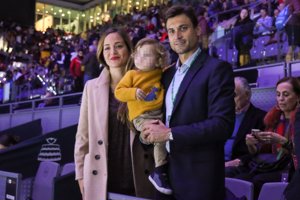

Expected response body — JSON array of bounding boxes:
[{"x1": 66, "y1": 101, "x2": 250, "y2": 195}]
[{"x1": 0, "y1": 0, "x2": 35, "y2": 26}]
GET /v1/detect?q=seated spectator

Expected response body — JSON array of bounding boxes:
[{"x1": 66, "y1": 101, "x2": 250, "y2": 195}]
[
  {"x1": 225, "y1": 77, "x2": 266, "y2": 168},
  {"x1": 0, "y1": 134, "x2": 19, "y2": 150},
  {"x1": 253, "y1": 7, "x2": 273, "y2": 36},
  {"x1": 265, "y1": 8, "x2": 284, "y2": 45},
  {"x1": 225, "y1": 77, "x2": 300, "y2": 200}
]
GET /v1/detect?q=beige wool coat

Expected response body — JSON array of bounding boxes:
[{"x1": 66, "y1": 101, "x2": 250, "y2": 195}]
[{"x1": 74, "y1": 68, "x2": 155, "y2": 200}]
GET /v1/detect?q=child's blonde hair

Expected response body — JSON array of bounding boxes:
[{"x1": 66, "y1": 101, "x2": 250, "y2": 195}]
[{"x1": 133, "y1": 38, "x2": 170, "y2": 68}]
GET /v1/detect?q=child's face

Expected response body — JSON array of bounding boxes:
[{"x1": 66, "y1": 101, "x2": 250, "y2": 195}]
[{"x1": 134, "y1": 44, "x2": 158, "y2": 71}]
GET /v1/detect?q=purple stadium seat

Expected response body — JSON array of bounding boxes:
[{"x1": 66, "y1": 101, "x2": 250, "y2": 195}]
[
  {"x1": 31, "y1": 161, "x2": 60, "y2": 200},
  {"x1": 257, "y1": 182, "x2": 288, "y2": 200},
  {"x1": 225, "y1": 177, "x2": 254, "y2": 200},
  {"x1": 60, "y1": 162, "x2": 75, "y2": 176}
]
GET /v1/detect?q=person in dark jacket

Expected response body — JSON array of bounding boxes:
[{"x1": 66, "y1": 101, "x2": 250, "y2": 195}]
[
  {"x1": 225, "y1": 77, "x2": 266, "y2": 170},
  {"x1": 82, "y1": 45, "x2": 101, "y2": 85},
  {"x1": 232, "y1": 8, "x2": 255, "y2": 67}
]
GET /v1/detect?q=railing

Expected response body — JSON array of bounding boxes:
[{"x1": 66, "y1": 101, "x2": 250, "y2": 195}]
[
  {"x1": 0, "y1": 92, "x2": 82, "y2": 114},
  {"x1": 1, "y1": 60, "x2": 299, "y2": 132},
  {"x1": 0, "y1": 92, "x2": 82, "y2": 133}
]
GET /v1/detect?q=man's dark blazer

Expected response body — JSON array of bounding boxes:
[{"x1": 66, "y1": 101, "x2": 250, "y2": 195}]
[
  {"x1": 162, "y1": 51, "x2": 235, "y2": 200},
  {"x1": 230, "y1": 103, "x2": 266, "y2": 162}
]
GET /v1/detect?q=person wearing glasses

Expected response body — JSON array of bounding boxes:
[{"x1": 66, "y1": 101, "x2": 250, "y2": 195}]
[{"x1": 141, "y1": 5, "x2": 235, "y2": 200}]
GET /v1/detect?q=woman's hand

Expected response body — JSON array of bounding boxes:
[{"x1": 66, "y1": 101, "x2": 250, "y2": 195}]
[
  {"x1": 78, "y1": 179, "x2": 85, "y2": 200},
  {"x1": 136, "y1": 88, "x2": 146, "y2": 101},
  {"x1": 246, "y1": 134, "x2": 259, "y2": 154},
  {"x1": 246, "y1": 134, "x2": 259, "y2": 146},
  {"x1": 256, "y1": 131, "x2": 288, "y2": 145}
]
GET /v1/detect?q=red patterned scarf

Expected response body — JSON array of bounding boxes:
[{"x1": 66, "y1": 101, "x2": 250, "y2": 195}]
[{"x1": 264, "y1": 106, "x2": 298, "y2": 169}]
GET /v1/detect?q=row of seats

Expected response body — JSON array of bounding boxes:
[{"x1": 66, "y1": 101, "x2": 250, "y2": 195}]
[
  {"x1": 217, "y1": 33, "x2": 299, "y2": 64},
  {"x1": 21, "y1": 161, "x2": 75, "y2": 200},
  {"x1": 21, "y1": 161, "x2": 149, "y2": 200},
  {"x1": 226, "y1": 177, "x2": 288, "y2": 200}
]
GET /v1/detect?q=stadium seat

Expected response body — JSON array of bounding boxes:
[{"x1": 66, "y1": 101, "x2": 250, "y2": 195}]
[
  {"x1": 60, "y1": 162, "x2": 75, "y2": 176},
  {"x1": 225, "y1": 177, "x2": 254, "y2": 200},
  {"x1": 31, "y1": 161, "x2": 60, "y2": 200},
  {"x1": 257, "y1": 182, "x2": 288, "y2": 200}
]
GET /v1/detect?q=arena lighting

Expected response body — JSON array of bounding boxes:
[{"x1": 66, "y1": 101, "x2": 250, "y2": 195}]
[
  {"x1": 0, "y1": 72, "x2": 5, "y2": 78},
  {"x1": 12, "y1": 62, "x2": 23, "y2": 68},
  {"x1": 37, "y1": 75, "x2": 46, "y2": 85},
  {"x1": 59, "y1": 9, "x2": 62, "y2": 13},
  {"x1": 82, "y1": 14, "x2": 85, "y2": 17},
  {"x1": 62, "y1": 13, "x2": 65, "y2": 17},
  {"x1": 112, "y1": 0, "x2": 116, "y2": 5},
  {"x1": 54, "y1": 12, "x2": 57, "y2": 15},
  {"x1": 45, "y1": 10, "x2": 48, "y2": 14},
  {"x1": 136, "y1": 2, "x2": 140, "y2": 5},
  {"x1": 47, "y1": 86, "x2": 57, "y2": 95},
  {"x1": 51, "y1": 7, "x2": 53, "y2": 11},
  {"x1": 67, "y1": 11, "x2": 71, "y2": 15}
]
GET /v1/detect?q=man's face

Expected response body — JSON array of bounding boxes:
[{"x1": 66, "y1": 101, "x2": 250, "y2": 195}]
[
  {"x1": 234, "y1": 83, "x2": 250, "y2": 113},
  {"x1": 166, "y1": 14, "x2": 200, "y2": 59}
]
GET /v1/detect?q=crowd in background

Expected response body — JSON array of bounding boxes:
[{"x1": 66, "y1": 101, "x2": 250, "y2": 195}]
[{"x1": 0, "y1": 0, "x2": 298, "y2": 103}]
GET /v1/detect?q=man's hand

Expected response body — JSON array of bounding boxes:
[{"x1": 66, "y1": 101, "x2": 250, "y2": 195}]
[
  {"x1": 142, "y1": 120, "x2": 171, "y2": 143},
  {"x1": 225, "y1": 159, "x2": 241, "y2": 167}
]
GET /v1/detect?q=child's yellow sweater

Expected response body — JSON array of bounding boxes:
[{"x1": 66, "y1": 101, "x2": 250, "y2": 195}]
[{"x1": 115, "y1": 68, "x2": 164, "y2": 121}]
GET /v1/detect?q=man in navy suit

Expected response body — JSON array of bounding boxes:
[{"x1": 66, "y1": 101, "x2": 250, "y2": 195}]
[{"x1": 142, "y1": 5, "x2": 235, "y2": 200}]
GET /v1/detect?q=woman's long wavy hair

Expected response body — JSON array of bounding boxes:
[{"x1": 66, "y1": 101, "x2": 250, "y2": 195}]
[{"x1": 97, "y1": 27, "x2": 134, "y2": 125}]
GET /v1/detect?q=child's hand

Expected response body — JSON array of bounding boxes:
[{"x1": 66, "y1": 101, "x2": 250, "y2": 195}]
[{"x1": 136, "y1": 88, "x2": 146, "y2": 101}]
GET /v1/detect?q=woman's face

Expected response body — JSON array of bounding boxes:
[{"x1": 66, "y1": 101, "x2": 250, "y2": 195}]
[
  {"x1": 240, "y1": 9, "x2": 248, "y2": 20},
  {"x1": 103, "y1": 32, "x2": 130, "y2": 69},
  {"x1": 276, "y1": 82, "x2": 299, "y2": 115}
]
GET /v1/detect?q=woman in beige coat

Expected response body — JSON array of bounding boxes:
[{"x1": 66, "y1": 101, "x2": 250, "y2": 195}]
[{"x1": 74, "y1": 28, "x2": 155, "y2": 200}]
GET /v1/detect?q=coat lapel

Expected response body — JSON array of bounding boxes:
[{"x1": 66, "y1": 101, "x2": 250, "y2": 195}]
[
  {"x1": 172, "y1": 52, "x2": 207, "y2": 115},
  {"x1": 94, "y1": 67, "x2": 110, "y2": 147}
]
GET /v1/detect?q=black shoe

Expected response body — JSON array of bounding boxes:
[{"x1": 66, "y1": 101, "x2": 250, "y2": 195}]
[{"x1": 148, "y1": 170, "x2": 172, "y2": 195}]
